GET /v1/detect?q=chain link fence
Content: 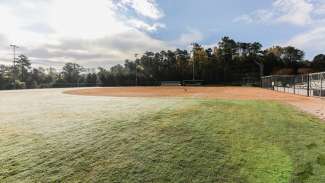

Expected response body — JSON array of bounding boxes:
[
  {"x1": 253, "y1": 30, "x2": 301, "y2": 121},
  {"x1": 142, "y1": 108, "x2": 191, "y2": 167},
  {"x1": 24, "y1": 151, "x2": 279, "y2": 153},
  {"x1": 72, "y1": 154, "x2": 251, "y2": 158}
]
[{"x1": 261, "y1": 72, "x2": 325, "y2": 97}]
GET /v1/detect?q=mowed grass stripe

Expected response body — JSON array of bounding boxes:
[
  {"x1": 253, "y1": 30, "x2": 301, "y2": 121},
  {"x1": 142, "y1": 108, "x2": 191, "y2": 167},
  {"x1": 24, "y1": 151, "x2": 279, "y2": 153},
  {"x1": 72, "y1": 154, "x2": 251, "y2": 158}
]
[{"x1": 1, "y1": 99, "x2": 325, "y2": 182}]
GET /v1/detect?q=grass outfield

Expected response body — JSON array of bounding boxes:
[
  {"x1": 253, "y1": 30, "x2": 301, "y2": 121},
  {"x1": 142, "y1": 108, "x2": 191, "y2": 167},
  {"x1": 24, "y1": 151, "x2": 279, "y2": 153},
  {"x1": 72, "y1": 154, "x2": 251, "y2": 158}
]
[{"x1": 1, "y1": 89, "x2": 325, "y2": 182}]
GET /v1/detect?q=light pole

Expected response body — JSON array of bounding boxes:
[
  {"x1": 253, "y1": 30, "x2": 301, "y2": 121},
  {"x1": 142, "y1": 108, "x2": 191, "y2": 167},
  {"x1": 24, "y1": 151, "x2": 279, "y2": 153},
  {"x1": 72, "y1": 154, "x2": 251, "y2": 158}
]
[
  {"x1": 190, "y1": 43, "x2": 198, "y2": 81},
  {"x1": 192, "y1": 53, "x2": 195, "y2": 81},
  {"x1": 189, "y1": 49, "x2": 195, "y2": 81},
  {"x1": 10, "y1": 44, "x2": 19, "y2": 89},
  {"x1": 135, "y1": 53, "x2": 139, "y2": 86}
]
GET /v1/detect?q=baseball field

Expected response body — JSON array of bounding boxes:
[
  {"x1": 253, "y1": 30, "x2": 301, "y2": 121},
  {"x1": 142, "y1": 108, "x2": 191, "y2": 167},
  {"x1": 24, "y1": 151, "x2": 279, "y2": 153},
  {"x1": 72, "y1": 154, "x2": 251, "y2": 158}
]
[{"x1": 1, "y1": 87, "x2": 325, "y2": 182}]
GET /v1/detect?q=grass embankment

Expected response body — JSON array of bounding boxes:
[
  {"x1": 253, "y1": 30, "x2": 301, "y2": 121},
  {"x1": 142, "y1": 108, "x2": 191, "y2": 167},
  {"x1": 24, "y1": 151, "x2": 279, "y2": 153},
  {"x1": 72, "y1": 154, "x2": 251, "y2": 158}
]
[{"x1": 1, "y1": 99, "x2": 325, "y2": 182}]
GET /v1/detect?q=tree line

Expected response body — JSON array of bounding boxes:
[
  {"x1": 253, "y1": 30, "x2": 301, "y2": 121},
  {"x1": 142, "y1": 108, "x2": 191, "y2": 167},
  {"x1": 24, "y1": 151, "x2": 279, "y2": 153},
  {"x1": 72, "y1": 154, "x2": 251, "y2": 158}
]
[
  {"x1": 1, "y1": 36, "x2": 325, "y2": 90},
  {"x1": 0, "y1": 57, "x2": 97, "y2": 90}
]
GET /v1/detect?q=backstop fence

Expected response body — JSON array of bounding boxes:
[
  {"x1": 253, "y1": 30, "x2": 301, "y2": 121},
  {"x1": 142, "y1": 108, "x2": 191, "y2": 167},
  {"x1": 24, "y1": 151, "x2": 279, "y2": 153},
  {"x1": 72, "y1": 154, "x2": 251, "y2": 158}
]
[{"x1": 261, "y1": 72, "x2": 325, "y2": 97}]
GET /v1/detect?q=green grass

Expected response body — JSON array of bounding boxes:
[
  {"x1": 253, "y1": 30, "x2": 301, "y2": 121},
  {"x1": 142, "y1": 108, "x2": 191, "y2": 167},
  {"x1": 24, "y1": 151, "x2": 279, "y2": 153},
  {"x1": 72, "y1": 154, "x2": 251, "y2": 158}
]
[{"x1": 1, "y1": 96, "x2": 325, "y2": 182}]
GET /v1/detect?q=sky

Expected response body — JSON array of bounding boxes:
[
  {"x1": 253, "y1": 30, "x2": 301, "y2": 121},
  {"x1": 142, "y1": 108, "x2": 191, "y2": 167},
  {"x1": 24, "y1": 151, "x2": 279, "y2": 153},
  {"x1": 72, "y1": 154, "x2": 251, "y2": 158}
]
[{"x1": 1, "y1": 0, "x2": 325, "y2": 69}]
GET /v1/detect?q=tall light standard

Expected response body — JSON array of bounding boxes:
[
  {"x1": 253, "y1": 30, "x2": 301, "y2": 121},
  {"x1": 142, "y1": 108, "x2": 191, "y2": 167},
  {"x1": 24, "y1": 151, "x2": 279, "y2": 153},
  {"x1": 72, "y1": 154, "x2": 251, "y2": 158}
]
[
  {"x1": 190, "y1": 43, "x2": 196, "y2": 81},
  {"x1": 10, "y1": 44, "x2": 19, "y2": 89},
  {"x1": 134, "y1": 53, "x2": 139, "y2": 86},
  {"x1": 191, "y1": 50, "x2": 195, "y2": 81}
]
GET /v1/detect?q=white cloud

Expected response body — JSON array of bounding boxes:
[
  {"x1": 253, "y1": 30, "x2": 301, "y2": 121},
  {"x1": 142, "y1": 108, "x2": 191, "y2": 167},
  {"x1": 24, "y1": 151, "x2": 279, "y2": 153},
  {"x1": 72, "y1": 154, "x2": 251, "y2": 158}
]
[
  {"x1": 115, "y1": 0, "x2": 164, "y2": 20},
  {"x1": 234, "y1": 0, "x2": 315, "y2": 26},
  {"x1": 175, "y1": 29, "x2": 204, "y2": 47},
  {"x1": 127, "y1": 19, "x2": 166, "y2": 32},
  {"x1": 314, "y1": 3, "x2": 325, "y2": 15},
  {"x1": 233, "y1": 15, "x2": 254, "y2": 24},
  {"x1": 49, "y1": 0, "x2": 127, "y2": 40},
  {"x1": 234, "y1": 0, "x2": 325, "y2": 58},
  {"x1": 274, "y1": 0, "x2": 313, "y2": 25},
  {"x1": 234, "y1": 10, "x2": 274, "y2": 24},
  {"x1": 0, "y1": 0, "x2": 168, "y2": 68},
  {"x1": 285, "y1": 26, "x2": 325, "y2": 57}
]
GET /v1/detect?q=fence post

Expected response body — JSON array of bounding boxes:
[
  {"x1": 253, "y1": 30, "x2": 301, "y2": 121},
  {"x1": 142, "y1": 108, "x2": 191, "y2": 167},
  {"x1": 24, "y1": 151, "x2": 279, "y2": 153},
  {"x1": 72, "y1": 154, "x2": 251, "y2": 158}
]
[
  {"x1": 293, "y1": 76, "x2": 296, "y2": 94},
  {"x1": 321, "y1": 74, "x2": 323, "y2": 97},
  {"x1": 307, "y1": 74, "x2": 310, "y2": 97},
  {"x1": 272, "y1": 76, "x2": 276, "y2": 91}
]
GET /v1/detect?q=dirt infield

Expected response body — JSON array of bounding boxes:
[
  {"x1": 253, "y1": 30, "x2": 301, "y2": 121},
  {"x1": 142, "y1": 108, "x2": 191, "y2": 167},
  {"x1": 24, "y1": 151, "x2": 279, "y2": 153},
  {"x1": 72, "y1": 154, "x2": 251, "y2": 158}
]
[
  {"x1": 65, "y1": 87, "x2": 306, "y2": 100},
  {"x1": 65, "y1": 87, "x2": 325, "y2": 120}
]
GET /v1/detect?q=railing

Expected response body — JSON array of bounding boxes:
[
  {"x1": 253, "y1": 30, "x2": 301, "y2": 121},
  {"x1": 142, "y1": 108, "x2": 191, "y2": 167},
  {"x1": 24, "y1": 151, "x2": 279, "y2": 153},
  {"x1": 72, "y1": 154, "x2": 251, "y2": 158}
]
[{"x1": 261, "y1": 72, "x2": 325, "y2": 97}]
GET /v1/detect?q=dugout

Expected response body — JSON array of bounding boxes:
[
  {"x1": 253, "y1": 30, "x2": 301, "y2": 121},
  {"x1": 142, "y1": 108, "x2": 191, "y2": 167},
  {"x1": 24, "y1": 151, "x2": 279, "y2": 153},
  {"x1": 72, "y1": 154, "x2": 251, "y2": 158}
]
[
  {"x1": 161, "y1": 81, "x2": 182, "y2": 86},
  {"x1": 182, "y1": 80, "x2": 205, "y2": 86}
]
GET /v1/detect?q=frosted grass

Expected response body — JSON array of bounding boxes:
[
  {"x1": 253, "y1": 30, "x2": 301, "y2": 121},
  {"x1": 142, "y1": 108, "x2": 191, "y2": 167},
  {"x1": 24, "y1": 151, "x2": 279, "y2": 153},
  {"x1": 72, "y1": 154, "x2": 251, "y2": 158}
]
[
  {"x1": 0, "y1": 88, "x2": 196, "y2": 182},
  {"x1": 0, "y1": 89, "x2": 192, "y2": 135}
]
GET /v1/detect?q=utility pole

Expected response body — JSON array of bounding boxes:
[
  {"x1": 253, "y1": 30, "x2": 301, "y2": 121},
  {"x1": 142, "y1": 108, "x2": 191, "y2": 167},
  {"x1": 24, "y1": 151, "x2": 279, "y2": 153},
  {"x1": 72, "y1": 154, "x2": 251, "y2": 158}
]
[
  {"x1": 10, "y1": 44, "x2": 19, "y2": 89},
  {"x1": 192, "y1": 55, "x2": 195, "y2": 80},
  {"x1": 190, "y1": 43, "x2": 196, "y2": 81},
  {"x1": 193, "y1": 57, "x2": 195, "y2": 81},
  {"x1": 135, "y1": 53, "x2": 139, "y2": 86}
]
